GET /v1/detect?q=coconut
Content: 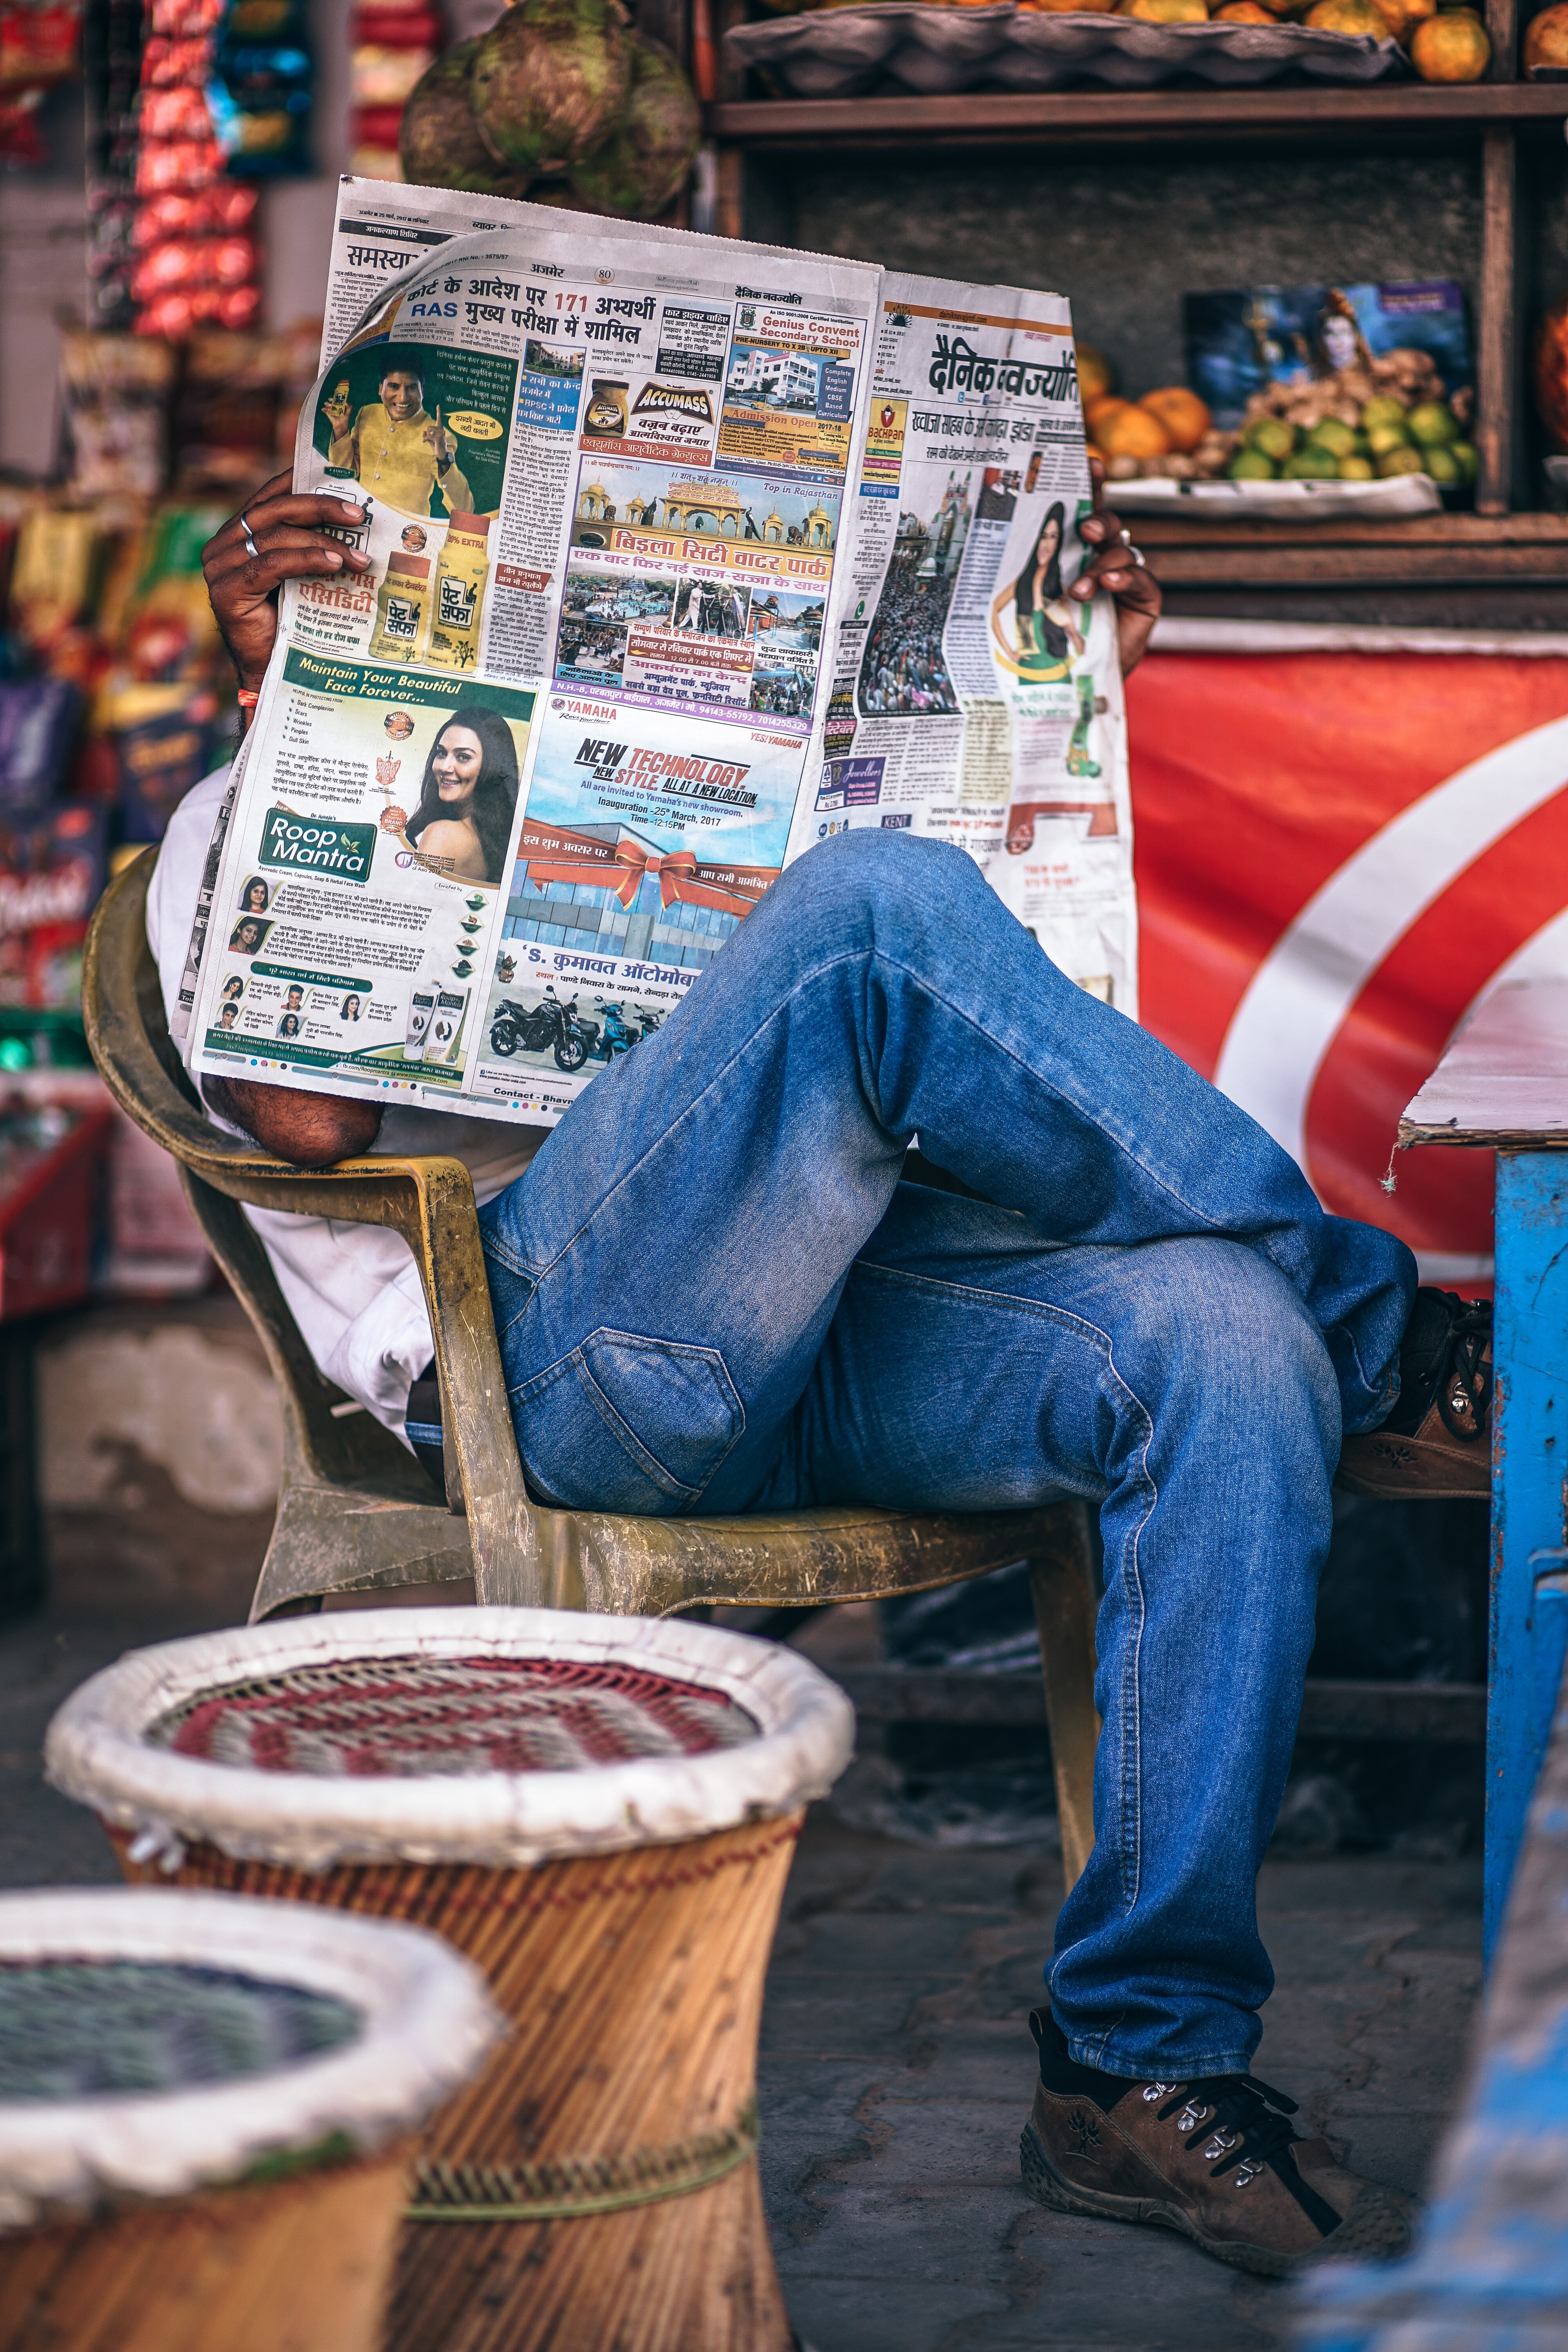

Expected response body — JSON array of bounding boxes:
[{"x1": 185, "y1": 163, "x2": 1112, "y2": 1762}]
[
  {"x1": 472, "y1": 0, "x2": 632, "y2": 178},
  {"x1": 568, "y1": 37, "x2": 699, "y2": 220},
  {"x1": 398, "y1": 40, "x2": 534, "y2": 195}
]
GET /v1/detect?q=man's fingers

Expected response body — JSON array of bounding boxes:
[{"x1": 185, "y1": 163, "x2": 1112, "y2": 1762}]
[
  {"x1": 207, "y1": 543, "x2": 363, "y2": 601},
  {"x1": 232, "y1": 492, "x2": 365, "y2": 535}
]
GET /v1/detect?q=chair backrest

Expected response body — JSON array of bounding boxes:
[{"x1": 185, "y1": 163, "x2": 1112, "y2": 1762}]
[
  {"x1": 82, "y1": 851, "x2": 422, "y2": 1493},
  {"x1": 83, "y1": 855, "x2": 542, "y2": 1604}
]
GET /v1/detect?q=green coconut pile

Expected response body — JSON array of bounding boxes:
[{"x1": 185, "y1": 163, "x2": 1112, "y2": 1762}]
[{"x1": 400, "y1": 0, "x2": 700, "y2": 221}]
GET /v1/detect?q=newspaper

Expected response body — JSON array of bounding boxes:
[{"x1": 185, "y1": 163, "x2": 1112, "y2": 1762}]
[{"x1": 179, "y1": 183, "x2": 1134, "y2": 1134}]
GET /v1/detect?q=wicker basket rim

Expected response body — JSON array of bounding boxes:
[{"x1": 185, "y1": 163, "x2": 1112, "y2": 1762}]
[
  {"x1": 0, "y1": 1887, "x2": 502, "y2": 2232},
  {"x1": 44, "y1": 1609, "x2": 856, "y2": 1873}
]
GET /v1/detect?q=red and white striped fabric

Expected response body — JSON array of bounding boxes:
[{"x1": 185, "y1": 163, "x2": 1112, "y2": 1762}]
[{"x1": 1129, "y1": 623, "x2": 1568, "y2": 1280}]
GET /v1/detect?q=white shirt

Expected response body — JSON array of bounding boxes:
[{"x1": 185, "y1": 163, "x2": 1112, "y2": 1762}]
[{"x1": 147, "y1": 768, "x2": 548, "y2": 1441}]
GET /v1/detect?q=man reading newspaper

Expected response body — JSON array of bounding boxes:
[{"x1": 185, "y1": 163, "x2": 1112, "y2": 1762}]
[{"x1": 146, "y1": 462, "x2": 1493, "y2": 2281}]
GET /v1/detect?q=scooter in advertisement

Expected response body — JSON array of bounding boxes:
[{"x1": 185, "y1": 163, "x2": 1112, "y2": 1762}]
[
  {"x1": 488, "y1": 984, "x2": 591, "y2": 1072},
  {"x1": 588, "y1": 1000, "x2": 643, "y2": 1060}
]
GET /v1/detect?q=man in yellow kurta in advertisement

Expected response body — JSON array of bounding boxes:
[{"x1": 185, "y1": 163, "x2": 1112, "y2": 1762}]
[{"x1": 322, "y1": 363, "x2": 474, "y2": 519}]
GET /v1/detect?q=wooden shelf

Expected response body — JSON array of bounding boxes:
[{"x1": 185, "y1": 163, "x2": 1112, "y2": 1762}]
[
  {"x1": 706, "y1": 80, "x2": 1568, "y2": 151},
  {"x1": 1133, "y1": 509, "x2": 1568, "y2": 586}
]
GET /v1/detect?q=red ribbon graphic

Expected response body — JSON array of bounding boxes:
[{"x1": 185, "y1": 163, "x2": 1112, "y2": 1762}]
[{"x1": 518, "y1": 820, "x2": 776, "y2": 918}]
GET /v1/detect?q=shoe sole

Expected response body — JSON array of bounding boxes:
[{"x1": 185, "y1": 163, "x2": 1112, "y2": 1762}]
[
  {"x1": 1334, "y1": 1461, "x2": 1489, "y2": 1501},
  {"x1": 1018, "y1": 2120, "x2": 1411, "y2": 2280},
  {"x1": 1335, "y1": 1435, "x2": 1488, "y2": 1502}
]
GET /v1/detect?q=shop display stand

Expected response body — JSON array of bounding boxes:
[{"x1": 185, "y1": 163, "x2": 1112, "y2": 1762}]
[{"x1": 703, "y1": 0, "x2": 1568, "y2": 612}]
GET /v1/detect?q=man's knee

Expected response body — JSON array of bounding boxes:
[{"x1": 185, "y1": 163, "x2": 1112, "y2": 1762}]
[
  {"x1": 770, "y1": 827, "x2": 999, "y2": 948},
  {"x1": 1114, "y1": 1240, "x2": 1340, "y2": 1450}
]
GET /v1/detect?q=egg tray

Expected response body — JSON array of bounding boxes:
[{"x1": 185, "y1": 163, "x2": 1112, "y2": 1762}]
[{"x1": 724, "y1": 7, "x2": 1411, "y2": 98}]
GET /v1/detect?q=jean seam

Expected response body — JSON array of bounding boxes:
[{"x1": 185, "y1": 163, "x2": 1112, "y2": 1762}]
[
  {"x1": 573, "y1": 1351, "x2": 706, "y2": 1503},
  {"x1": 852, "y1": 1256, "x2": 1153, "y2": 1918},
  {"x1": 479, "y1": 1226, "x2": 540, "y2": 1284}
]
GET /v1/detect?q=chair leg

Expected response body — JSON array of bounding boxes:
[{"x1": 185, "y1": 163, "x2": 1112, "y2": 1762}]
[{"x1": 1028, "y1": 1502, "x2": 1101, "y2": 1898}]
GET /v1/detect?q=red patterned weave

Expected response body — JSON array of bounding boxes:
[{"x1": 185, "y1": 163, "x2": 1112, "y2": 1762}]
[{"x1": 151, "y1": 1656, "x2": 759, "y2": 1779}]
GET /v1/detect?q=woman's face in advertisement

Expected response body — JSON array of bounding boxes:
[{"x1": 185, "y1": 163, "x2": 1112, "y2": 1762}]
[
  {"x1": 1036, "y1": 514, "x2": 1060, "y2": 571},
  {"x1": 433, "y1": 724, "x2": 484, "y2": 811}
]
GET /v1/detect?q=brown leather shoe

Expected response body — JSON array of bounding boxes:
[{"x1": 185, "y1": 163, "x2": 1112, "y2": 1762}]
[
  {"x1": 1019, "y1": 2011, "x2": 1416, "y2": 2278},
  {"x1": 1336, "y1": 1286, "x2": 1492, "y2": 1500}
]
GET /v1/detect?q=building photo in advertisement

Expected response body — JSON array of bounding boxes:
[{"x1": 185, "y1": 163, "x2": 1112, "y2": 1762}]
[
  {"x1": 312, "y1": 340, "x2": 517, "y2": 520},
  {"x1": 570, "y1": 460, "x2": 840, "y2": 555},
  {"x1": 857, "y1": 470, "x2": 973, "y2": 717},
  {"x1": 498, "y1": 709, "x2": 804, "y2": 978}
]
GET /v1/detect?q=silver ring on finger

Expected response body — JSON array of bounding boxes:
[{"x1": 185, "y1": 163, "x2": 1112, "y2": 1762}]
[
  {"x1": 239, "y1": 513, "x2": 261, "y2": 560},
  {"x1": 1127, "y1": 544, "x2": 1144, "y2": 566},
  {"x1": 1118, "y1": 526, "x2": 1132, "y2": 546}
]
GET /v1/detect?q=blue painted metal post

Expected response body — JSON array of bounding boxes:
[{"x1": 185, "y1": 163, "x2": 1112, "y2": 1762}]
[{"x1": 1487, "y1": 1150, "x2": 1568, "y2": 1961}]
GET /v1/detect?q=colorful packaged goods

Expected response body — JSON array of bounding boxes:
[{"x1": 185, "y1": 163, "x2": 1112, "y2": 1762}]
[{"x1": 59, "y1": 332, "x2": 179, "y2": 501}]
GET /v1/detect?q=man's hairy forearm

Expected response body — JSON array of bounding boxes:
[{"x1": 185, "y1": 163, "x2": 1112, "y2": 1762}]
[{"x1": 202, "y1": 1076, "x2": 383, "y2": 1168}]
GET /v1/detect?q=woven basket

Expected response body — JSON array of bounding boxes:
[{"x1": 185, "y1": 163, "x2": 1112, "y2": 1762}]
[
  {"x1": 46, "y1": 1609, "x2": 855, "y2": 2352},
  {"x1": 0, "y1": 1886, "x2": 499, "y2": 2352}
]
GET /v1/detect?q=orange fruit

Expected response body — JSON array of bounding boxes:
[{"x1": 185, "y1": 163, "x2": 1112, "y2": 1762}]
[
  {"x1": 1524, "y1": 0, "x2": 1568, "y2": 65},
  {"x1": 1535, "y1": 292, "x2": 1568, "y2": 452},
  {"x1": 1085, "y1": 393, "x2": 1132, "y2": 437},
  {"x1": 1020, "y1": 0, "x2": 1119, "y2": 13},
  {"x1": 1117, "y1": 0, "x2": 1209, "y2": 21},
  {"x1": 1098, "y1": 405, "x2": 1173, "y2": 461},
  {"x1": 1305, "y1": 0, "x2": 1392, "y2": 33},
  {"x1": 1370, "y1": 0, "x2": 1434, "y2": 36},
  {"x1": 1214, "y1": 5, "x2": 1275, "y2": 19},
  {"x1": 1076, "y1": 343, "x2": 1116, "y2": 403},
  {"x1": 1138, "y1": 386, "x2": 1212, "y2": 451},
  {"x1": 1410, "y1": 5, "x2": 1489, "y2": 69}
]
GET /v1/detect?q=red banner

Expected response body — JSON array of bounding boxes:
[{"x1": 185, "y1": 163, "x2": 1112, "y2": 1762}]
[
  {"x1": 1127, "y1": 643, "x2": 1568, "y2": 1268},
  {"x1": 517, "y1": 819, "x2": 776, "y2": 919}
]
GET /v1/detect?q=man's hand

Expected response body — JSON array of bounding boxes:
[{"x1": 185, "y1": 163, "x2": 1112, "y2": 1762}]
[
  {"x1": 203, "y1": 472, "x2": 372, "y2": 693},
  {"x1": 428, "y1": 406, "x2": 456, "y2": 474},
  {"x1": 321, "y1": 384, "x2": 353, "y2": 437},
  {"x1": 1070, "y1": 458, "x2": 1162, "y2": 677},
  {"x1": 203, "y1": 1076, "x2": 382, "y2": 1168}
]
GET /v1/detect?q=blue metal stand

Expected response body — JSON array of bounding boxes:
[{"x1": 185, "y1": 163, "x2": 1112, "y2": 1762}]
[{"x1": 1486, "y1": 1150, "x2": 1568, "y2": 1962}]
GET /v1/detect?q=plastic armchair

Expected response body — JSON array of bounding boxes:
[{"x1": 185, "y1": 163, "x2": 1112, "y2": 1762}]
[{"x1": 83, "y1": 850, "x2": 1104, "y2": 1888}]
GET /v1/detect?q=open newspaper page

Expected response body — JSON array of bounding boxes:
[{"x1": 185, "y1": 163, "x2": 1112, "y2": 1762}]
[
  {"x1": 185, "y1": 223, "x2": 881, "y2": 1125},
  {"x1": 324, "y1": 188, "x2": 1135, "y2": 1007},
  {"x1": 804, "y1": 275, "x2": 1136, "y2": 1013},
  {"x1": 319, "y1": 174, "x2": 859, "y2": 365}
]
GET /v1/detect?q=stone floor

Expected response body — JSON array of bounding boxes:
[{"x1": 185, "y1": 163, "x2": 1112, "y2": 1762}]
[{"x1": 0, "y1": 1589, "x2": 1483, "y2": 2352}]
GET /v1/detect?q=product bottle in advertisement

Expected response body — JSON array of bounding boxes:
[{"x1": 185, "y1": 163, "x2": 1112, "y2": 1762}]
[
  {"x1": 403, "y1": 986, "x2": 435, "y2": 1060},
  {"x1": 426, "y1": 985, "x2": 470, "y2": 1067},
  {"x1": 368, "y1": 552, "x2": 432, "y2": 660},
  {"x1": 425, "y1": 515, "x2": 491, "y2": 672}
]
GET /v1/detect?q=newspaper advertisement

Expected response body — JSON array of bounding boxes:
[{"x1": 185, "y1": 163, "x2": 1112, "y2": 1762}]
[
  {"x1": 801, "y1": 274, "x2": 1135, "y2": 1013},
  {"x1": 182, "y1": 217, "x2": 882, "y2": 1127}
]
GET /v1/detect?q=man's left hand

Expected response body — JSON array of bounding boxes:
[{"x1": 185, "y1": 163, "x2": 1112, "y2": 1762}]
[
  {"x1": 429, "y1": 406, "x2": 456, "y2": 473},
  {"x1": 1071, "y1": 457, "x2": 1162, "y2": 677}
]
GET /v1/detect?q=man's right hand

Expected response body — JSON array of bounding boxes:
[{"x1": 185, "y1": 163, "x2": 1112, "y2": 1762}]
[{"x1": 202, "y1": 471, "x2": 372, "y2": 694}]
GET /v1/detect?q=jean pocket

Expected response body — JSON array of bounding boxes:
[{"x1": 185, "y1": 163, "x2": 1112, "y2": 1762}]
[{"x1": 514, "y1": 1328, "x2": 744, "y2": 1515}]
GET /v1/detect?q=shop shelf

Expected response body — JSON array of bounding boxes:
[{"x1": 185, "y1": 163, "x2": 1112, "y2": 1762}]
[{"x1": 704, "y1": 79, "x2": 1568, "y2": 150}]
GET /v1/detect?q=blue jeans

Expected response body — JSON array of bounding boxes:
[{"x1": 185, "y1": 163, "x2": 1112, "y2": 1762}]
[{"x1": 478, "y1": 830, "x2": 1416, "y2": 2078}]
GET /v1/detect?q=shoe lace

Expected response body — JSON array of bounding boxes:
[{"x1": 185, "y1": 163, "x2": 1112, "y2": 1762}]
[
  {"x1": 1431, "y1": 1298, "x2": 1493, "y2": 1442},
  {"x1": 1158, "y1": 2074, "x2": 1342, "y2": 2235},
  {"x1": 1157, "y1": 2074, "x2": 1298, "y2": 2180}
]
